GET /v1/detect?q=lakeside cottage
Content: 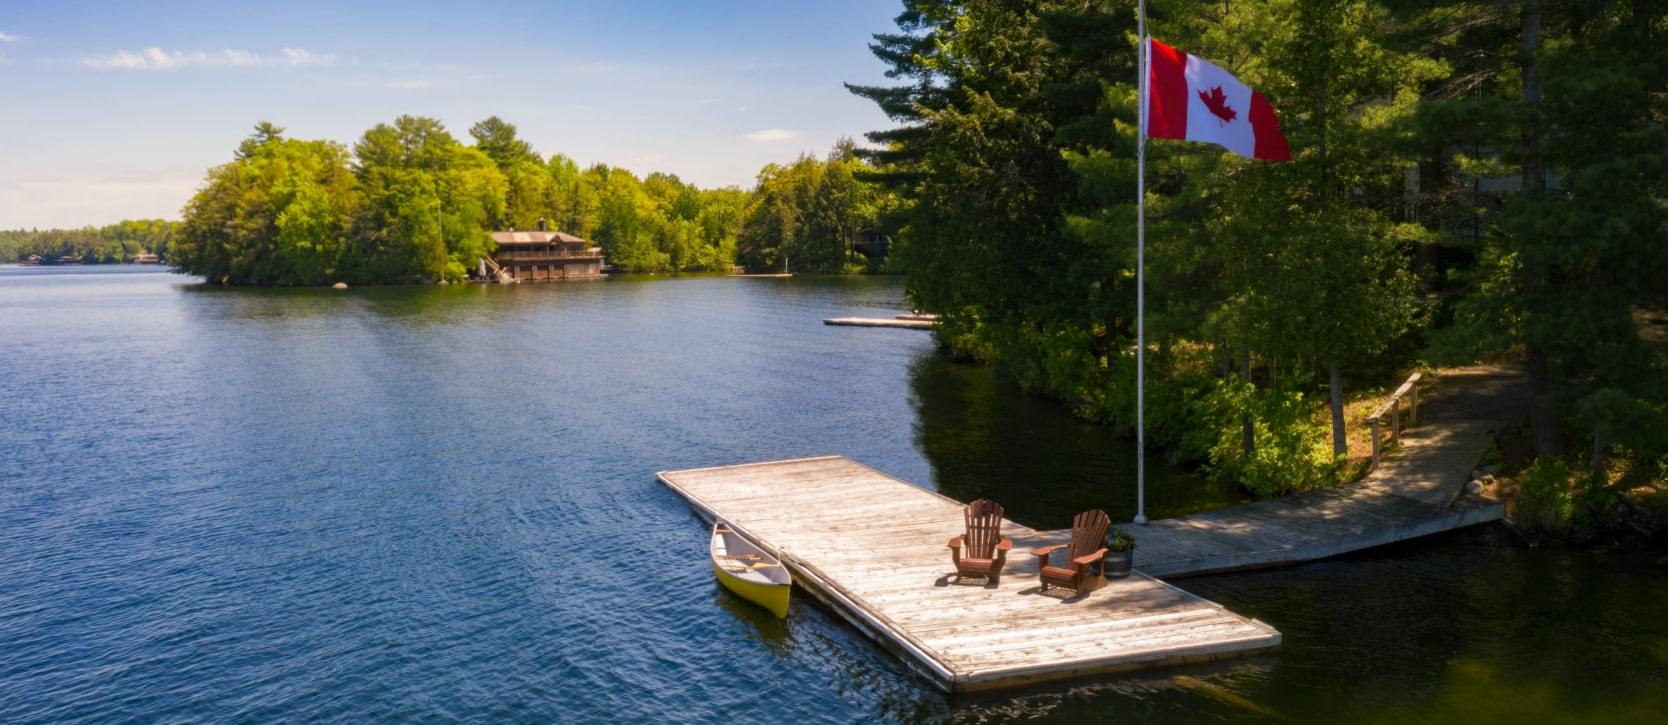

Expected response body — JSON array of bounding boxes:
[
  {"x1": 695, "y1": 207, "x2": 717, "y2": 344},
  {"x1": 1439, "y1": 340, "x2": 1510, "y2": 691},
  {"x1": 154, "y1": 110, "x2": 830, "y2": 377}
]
[{"x1": 482, "y1": 219, "x2": 604, "y2": 282}]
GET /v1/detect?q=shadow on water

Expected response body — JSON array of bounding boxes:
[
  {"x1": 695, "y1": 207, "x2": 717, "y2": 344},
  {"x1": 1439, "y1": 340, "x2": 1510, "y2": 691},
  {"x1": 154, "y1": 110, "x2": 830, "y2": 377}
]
[
  {"x1": 906, "y1": 353, "x2": 1248, "y2": 530},
  {"x1": 710, "y1": 586, "x2": 792, "y2": 657}
]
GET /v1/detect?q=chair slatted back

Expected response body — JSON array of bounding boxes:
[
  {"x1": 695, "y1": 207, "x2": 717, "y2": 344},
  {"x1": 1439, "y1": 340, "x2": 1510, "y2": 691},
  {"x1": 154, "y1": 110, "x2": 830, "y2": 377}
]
[
  {"x1": 964, "y1": 498, "x2": 1004, "y2": 559},
  {"x1": 1068, "y1": 509, "x2": 1111, "y2": 562}
]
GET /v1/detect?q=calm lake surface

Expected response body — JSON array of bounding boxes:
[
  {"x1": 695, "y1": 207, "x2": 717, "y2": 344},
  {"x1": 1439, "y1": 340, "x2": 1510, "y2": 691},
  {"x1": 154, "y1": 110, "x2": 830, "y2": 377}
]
[{"x1": 2, "y1": 266, "x2": 1665, "y2": 723}]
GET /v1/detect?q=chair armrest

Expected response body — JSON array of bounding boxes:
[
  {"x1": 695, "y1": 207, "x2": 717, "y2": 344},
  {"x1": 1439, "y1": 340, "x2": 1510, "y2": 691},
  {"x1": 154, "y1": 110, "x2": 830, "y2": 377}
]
[
  {"x1": 1032, "y1": 543, "x2": 1065, "y2": 559},
  {"x1": 948, "y1": 536, "x2": 963, "y2": 549},
  {"x1": 996, "y1": 538, "x2": 1014, "y2": 551},
  {"x1": 1072, "y1": 548, "x2": 1109, "y2": 567}
]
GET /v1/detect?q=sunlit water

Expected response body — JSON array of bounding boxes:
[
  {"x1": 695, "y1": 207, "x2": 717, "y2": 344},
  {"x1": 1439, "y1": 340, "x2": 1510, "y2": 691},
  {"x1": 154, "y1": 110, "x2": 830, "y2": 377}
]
[{"x1": 2, "y1": 266, "x2": 1664, "y2": 722}]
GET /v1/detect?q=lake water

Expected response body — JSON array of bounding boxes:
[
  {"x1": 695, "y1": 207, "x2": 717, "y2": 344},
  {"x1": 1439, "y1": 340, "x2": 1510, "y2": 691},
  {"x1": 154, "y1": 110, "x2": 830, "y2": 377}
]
[{"x1": 2, "y1": 266, "x2": 1664, "y2": 722}]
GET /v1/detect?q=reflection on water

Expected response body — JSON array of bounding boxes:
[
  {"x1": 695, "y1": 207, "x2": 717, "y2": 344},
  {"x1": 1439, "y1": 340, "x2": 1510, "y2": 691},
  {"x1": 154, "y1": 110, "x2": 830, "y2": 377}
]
[{"x1": 1, "y1": 266, "x2": 1664, "y2": 723}]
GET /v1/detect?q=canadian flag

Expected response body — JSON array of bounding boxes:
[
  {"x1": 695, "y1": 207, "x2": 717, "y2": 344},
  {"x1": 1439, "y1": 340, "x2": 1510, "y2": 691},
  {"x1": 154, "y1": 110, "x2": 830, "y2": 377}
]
[{"x1": 1146, "y1": 38, "x2": 1290, "y2": 162}]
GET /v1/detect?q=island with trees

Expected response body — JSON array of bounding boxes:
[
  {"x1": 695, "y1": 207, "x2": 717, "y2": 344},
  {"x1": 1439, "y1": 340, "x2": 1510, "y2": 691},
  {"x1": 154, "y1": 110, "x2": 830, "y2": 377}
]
[{"x1": 151, "y1": 117, "x2": 893, "y2": 285}]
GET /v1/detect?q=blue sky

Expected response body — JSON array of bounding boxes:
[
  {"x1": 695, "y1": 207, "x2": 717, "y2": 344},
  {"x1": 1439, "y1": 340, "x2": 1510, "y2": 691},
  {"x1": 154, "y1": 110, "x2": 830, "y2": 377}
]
[{"x1": 0, "y1": 0, "x2": 903, "y2": 228}]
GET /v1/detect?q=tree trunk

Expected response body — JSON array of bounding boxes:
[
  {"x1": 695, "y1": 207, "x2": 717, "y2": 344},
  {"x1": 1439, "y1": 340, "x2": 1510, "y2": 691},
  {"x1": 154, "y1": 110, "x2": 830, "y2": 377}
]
[
  {"x1": 1591, "y1": 428, "x2": 1607, "y2": 481},
  {"x1": 1329, "y1": 365, "x2": 1347, "y2": 457},
  {"x1": 1241, "y1": 349, "x2": 1255, "y2": 461},
  {"x1": 1520, "y1": 0, "x2": 1565, "y2": 456}
]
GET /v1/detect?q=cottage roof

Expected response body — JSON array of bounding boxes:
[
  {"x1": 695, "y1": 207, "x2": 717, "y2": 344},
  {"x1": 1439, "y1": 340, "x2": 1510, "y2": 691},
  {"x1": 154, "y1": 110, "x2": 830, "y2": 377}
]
[{"x1": 490, "y1": 231, "x2": 590, "y2": 245}]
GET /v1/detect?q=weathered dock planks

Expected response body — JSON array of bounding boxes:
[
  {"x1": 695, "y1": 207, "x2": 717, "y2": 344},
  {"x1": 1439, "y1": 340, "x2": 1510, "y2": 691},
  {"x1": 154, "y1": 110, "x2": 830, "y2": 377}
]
[
  {"x1": 659, "y1": 456, "x2": 1281, "y2": 692},
  {"x1": 1135, "y1": 419, "x2": 1505, "y2": 577}
]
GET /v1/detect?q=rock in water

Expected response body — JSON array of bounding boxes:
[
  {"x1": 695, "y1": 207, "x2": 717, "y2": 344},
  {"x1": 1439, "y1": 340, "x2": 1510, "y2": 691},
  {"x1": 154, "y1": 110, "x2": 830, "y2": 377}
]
[
  {"x1": 1464, "y1": 480, "x2": 1484, "y2": 496},
  {"x1": 332, "y1": 282, "x2": 348, "y2": 289}
]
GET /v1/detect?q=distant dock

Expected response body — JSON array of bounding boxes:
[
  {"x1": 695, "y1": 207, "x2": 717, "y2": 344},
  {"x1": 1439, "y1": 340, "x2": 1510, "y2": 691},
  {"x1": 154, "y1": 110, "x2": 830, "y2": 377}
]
[
  {"x1": 824, "y1": 315, "x2": 935, "y2": 329},
  {"x1": 659, "y1": 457, "x2": 1281, "y2": 692}
]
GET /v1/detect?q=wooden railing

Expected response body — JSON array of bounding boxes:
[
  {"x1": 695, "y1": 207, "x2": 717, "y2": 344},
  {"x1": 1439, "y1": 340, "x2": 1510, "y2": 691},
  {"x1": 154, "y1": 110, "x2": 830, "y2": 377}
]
[
  {"x1": 1366, "y1": 371, "x2": 1422, "y2": 469},
  {"x1": 494, "y1": 250, "x2": 604, "y2": 263}
]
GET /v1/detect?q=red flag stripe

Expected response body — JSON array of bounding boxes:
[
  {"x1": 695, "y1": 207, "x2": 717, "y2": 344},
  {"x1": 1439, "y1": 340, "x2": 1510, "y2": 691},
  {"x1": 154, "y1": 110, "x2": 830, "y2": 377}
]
[
  {"x1": 1249, "y1": 92, "x2": 1291, "y2": 162},
  {"x1": 1147, "y1": 38, "x2": 1188, "y2": 140}
]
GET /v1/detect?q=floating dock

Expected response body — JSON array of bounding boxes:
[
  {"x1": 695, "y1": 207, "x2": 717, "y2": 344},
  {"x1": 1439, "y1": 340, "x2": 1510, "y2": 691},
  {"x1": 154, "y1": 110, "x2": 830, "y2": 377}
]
[
  {"x1": 659, "y1": 457, "x2": 1281, "y2": 692},
  {"x1": 823, "y1": 316, "x2": 934, "y2": 329}
]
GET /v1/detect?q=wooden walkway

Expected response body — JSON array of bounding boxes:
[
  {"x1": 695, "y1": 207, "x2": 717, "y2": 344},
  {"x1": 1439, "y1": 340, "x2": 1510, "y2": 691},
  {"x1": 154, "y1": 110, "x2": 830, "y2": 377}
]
[
  {"x1": 1136, "y1": 418, "x2": 1505, "y2": 577},
  {"x1": 659, "y1": 457, "x2": 1280, "y2": 693}
]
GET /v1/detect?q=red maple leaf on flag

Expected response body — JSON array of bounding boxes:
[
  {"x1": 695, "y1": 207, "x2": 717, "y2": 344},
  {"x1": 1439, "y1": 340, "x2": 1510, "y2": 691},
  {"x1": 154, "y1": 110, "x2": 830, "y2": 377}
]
[{"x1": 1198, "y1": 86, "x2": 1237, "y2": 124}]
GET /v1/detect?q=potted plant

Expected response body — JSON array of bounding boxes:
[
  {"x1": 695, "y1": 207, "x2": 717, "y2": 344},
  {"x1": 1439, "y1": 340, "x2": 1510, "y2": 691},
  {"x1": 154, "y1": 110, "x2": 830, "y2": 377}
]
[{"x1": 1104, "y1": 528, "x2": 1136, "y2": 578}]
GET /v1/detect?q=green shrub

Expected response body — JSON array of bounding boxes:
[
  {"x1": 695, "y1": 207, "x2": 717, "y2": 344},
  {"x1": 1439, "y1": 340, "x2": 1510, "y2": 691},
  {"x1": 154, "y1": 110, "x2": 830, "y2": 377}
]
[
  {"x1": 1515, "y1": 457, "x2": 1572, "y2": 535},
  {"x1": 1570, "y1": 470, "x2": 1619, "y2": 532},
  {"x1": 1194, "y1": 379, "x2": 1338, "y2": 497}
]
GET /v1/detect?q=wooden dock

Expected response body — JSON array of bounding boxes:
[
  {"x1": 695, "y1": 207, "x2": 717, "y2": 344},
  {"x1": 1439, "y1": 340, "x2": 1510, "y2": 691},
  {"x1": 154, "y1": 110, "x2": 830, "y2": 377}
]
[
  {"x1": 1135, "y1": 418, "x2": 1506, "y2": 577},
  {"x1": 823, "y1": 316, "x2": 934, "y2": 329},
  {"x1": 659, "y1": 457, "x2": 1281, "y2": 692}
]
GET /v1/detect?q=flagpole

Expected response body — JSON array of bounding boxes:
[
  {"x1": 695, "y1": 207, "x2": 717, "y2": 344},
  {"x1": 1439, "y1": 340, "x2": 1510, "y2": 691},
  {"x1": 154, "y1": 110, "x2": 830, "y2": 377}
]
[{"x1": 1133, "y1": 0, "x2": 1148, "y2": 525}]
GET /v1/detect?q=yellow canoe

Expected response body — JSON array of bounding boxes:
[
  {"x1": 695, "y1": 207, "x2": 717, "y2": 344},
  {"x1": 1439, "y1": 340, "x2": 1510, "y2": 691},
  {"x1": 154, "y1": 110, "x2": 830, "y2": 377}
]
[{"x1": 711, "y1": 522, "x2": 791, "y2": 619}]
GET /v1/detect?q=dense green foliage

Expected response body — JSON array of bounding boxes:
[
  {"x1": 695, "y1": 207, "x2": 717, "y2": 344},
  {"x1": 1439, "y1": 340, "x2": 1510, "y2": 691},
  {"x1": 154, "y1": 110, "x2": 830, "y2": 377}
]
[
  {"x1": 854, "y1": 0, "x2": 1667, "y2": 495},
  {"x1": 2, "y1": 219, "x2": 178, "y2": 264},
  {"x1": 172, "y1": 117, "x2": 757, "y2": 284},
  {"x1": 736, "y1": 140, "x2": 892, "y2": 274}
]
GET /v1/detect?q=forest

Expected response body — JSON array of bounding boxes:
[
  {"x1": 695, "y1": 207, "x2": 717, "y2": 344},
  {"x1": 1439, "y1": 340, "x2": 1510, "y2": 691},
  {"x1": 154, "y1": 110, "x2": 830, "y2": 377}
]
[
  {"x1": 160, "y1": 117, "x2": 883, "y2": 285},
  {"x1": 0, "y1": 219, "x2": 178, "y2": 264},
  {"x1": 849, "y1": 0, "x2": 1667, "y2": 526}
]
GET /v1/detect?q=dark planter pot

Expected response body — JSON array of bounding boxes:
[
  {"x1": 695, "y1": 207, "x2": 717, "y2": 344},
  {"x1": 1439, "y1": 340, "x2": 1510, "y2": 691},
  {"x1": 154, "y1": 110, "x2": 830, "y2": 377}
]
[{"x1": 1104, "y1": 549, "x2": 1134, "y2": 578}]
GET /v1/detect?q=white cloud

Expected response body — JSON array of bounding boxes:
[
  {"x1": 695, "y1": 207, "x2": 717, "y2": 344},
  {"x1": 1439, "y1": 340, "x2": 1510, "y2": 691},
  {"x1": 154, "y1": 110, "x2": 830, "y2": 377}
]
[
  {"x1": 0, "y1": 31, "x2": 25, "y2": 42},
  {"x1": 81, "y1": 47, "x2": 335, "y2": 70},
  {"x1": 280, "y1": 48, "x2": 331, "y2": 66},
  {"x1": 740, "y1": 128, "x2": 804, "y2": 143}
]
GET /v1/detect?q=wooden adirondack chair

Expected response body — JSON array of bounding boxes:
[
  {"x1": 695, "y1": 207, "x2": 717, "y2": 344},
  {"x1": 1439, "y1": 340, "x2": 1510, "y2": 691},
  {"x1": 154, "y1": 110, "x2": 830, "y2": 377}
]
[
  {"x1": 1033, "y1": 509, "x2": 1111, "y2": 596},
  {"x1": 947, "y1": 498, "x2": 1013, "y2": 584}
]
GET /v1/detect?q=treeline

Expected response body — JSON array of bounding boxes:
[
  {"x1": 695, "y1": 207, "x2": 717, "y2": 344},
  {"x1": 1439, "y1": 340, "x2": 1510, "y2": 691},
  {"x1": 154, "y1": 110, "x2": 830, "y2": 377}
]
[
  {"x1": 853, "y1": 0, "x2": 1667, "y2": 497},
  {"x1": 172, "y1": 117, "x2": 895, "y2": 285},
  {"x1": 2, "y1": 219, "x2": 178, "y2": 264},
  {"x1": 172, "y1": 117, "x2": 752, "y2": 284},
  {"x1": 736, "y1": 139, "x2": 894, "y2": 274}
]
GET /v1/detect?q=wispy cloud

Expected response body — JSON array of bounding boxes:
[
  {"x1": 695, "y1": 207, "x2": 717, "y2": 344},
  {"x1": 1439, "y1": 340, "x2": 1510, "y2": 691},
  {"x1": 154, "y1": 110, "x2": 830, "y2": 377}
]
[
  {"x1": 384, "y1": 79, "x2": 436, "y2": 90},
  {"x1": 740, "y1": 128, "x2": 803, "y2": 143},
  {"x1": 0, "y1": 31, "x2": 25, "y2": 42},
  {"x1": 81, "y1": 47, "x2": 335, "y2": 70},
  {"x1": 279, "y1": 48, "x2": 331, "y2": 66}
]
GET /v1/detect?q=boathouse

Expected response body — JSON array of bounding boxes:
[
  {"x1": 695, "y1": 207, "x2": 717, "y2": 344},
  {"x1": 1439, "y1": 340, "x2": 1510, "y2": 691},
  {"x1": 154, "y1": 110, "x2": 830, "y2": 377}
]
[{"x1": 486, "y1": 219, "x2": 604, "y2": 282}]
